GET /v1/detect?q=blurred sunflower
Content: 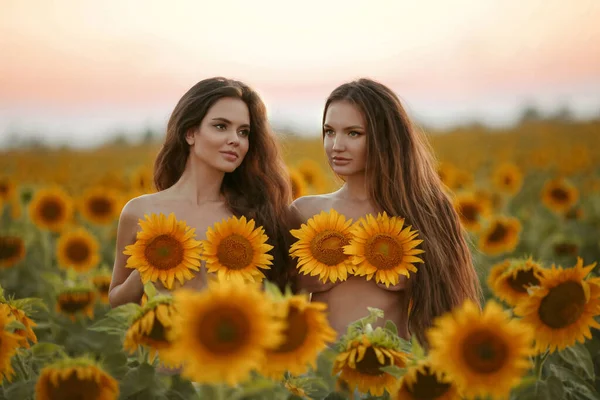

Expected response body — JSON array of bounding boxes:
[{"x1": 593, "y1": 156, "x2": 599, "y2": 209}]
[
  {"x1": 0, "y1": 235, "x2": 25, "y2": 269},
  {"x1": 0, "y1": 304, "x2": 20, "y2": 383},
  {"x1": 56, "y1": 228, "x2": 100, "y2": 272},
  {"x1": 541, "y1": 178, "x2": 579, "y2": 214},
  {"x1": 393, "y1": 360, "x2": 460, "y2": 400},
  {"x1": 262, "y1": 295, "x2": 336, "y2": 378},
  {"x1": 452, "y1": 169, "x2": 474, "y2": 191},
  {"x1": 201, "y1": 215, "x2": 273, "y2": 283},
  {"x1": 491, "y1": 163, "x2": 523, "y2": 196},
  {"x1": 56, "y1": 288, "x2": 96, "y2": 321},
  {"x1": 488, "y1": 257, "x2": 545, "y2": 307},
  {"x1": 453, "y1": 193, "x2": 489, "y2": 232},
  {"x1": 35, "y1": 357, "x2": 119, "y2": 400},
  {"x1": 478, "y1": 216, "x2": 521, "y2": 256},
  {"x1": 28, "y1": 187, "x2": 74, "y2": 232},
  {"x1": 514, "y1": 257, "x2": 600, "y2": 353},
  {"x1": 345, "y1": 212, "x2": 424, "y2": 287},
  {"x1": 290, "y1": 209, "x2": 355, "y2": 283},
  {"x1": 0, "y1": 176, "x2": 17, "y2": 203},
  {"x1": 166, "y1": 280, "x2": 284, "y2": 385},
  {"x1": 437, "y1": 162, "x2": 457, "y2": 190},
  {"x1": 124, "y1": 213, "x2": 202, "y2": 290},
  {"x1": 334, "y1": 333, "x2": 409, "y2": 396},
  {"x1": 4, "y1": 303, "x2": 37, "y2": 349},
  {"x1": 124, "y1": 297, "x2": 177, "y2": 366},
  {"x1": 78, "y1": 187, "x2": 121, "y2": 225},
  {"x1": 284, "y1": 380, "x2": 309, "y2": 398},
  {"x1": 427, "y1": 300, "x2": 533, "y2": 400},
  {"x1": 130, "y1": 165, "x2": 154, "y2": 194},
  {"x1": 289, "y1": 168, "x2": 307, "y2": 200},
  {"x1": 92, "y1": 274, "x2": 112, "y2": 304},
  {"x1": 297, "y1": 159, "x2": 327, "y2": 193}
]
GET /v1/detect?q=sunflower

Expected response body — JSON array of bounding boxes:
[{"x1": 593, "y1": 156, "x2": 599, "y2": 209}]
[
  {"x1": 488, "y1": 257, "x2": 545, "y2": 307},
  {"x1": 28, "y1": 187, "x2": 74, "y2": 232},
  {"x1": 124, "y1": 213, "x2": 202, "y2": 290},
  {"x1": 289, "y1": 168, "x2": 307, "y2": 199},
  {"x1": 297, "y1": 159, "x2": 327, "y2": 193},
  {"x1": 78, "y1": 187, "x2": 121, "y2": 225},
  {"x1": 284, "y1": 381, "x2": 309, "y2": 398},
  {"x1": 130, "y1": 165, "x2": 154, "y2": 193},
  {"x1": 334, "y1": 334, "x2": 409, "y2": 396},
  {"x1": 541, "y1": 178, "x2": 579, "y2": 214},
  {"x1": 124, "y1": 297, "x2": 177, "y2": 366},
  {"x1": 427, "y1": 300, "x2": 533, "y2": 400},
  {"x1": 394, "y1": 361, "x2": 461, "y2": 400},
  {"x1": 437, "y1": 162, "x2": 457, "y2": 190},
  {"x1": 201, "y1": 215, "x2": 273, "y2": 283},
  {"x1": 92, "y1": 275, "x2": 112, "y2": 304},
  {"x1": 56, "y1": 288, "x2": 96, "y2": 321},
  {"x1": 56, "y1": 228, "x2": 100, "y2": 272},
  {"x1": 513, "y1": 257, "x2": 600, "y2": 353},
  {"x1": 0, "y1": 235, "x2": 26, "y2": 268},
  {"x1": 35, "y1": 357, "x2": 119, "y2": 400},
  {"x1": 290, "y1": 209, "x2": 355, "y2": 283},
  {"x1": 452, "y1": 169, "x2": 474, "y2": 191},
  {"x1": 344, "y1": 212, "x2": 424, "y2": 287},
  {"x1": 491, "y1": 163, "x2": 523, "y2": 196},
  {"x1": 4, "y1": 303, "x2": 37, "y2": 349},
  {"x1": 0, "y1": 176, "x2": 17, "y2": 202},
  {"x1": 478, "y1": 216, "x2": 521, "y2": 256},
  {"x1": 261, "y1": 295, "x2": 336, "y2": 378},
  {"x1": 165, "y1": 280, "x2": 284, "y2": 385},
  {"x1": 0, "y1": 304, "x2": 20, "y2": 383},
  {"x1": 453, "y1": 192, "x2": 490, "y2": 232}
]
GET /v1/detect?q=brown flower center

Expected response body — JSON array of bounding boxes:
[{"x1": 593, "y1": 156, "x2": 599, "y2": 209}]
[
  {"x1": 39, "y1": 198, "x2": 64, "y2": 223},
  {"x1": 462, "y1": 329, "x2": 508, "y2": 374},
  {"x1": 507, "y1": 269, "x2": 540, "y2": 293},
  {"x1": 364, "y1": 234, "x2": 404, "y2": 270},
  {"x1": 459, "y1": 203, "x2": 479, "y2": 223},
  {"x1": 408, "y1": 366, "x2": 452, "y2": 399},
  {"x1": 538, "y1": 280, "x2": 586, "y2": 329},
  {"x1": 273, "y1": 305, "x2": 308, "y2": 353},
  {"x1": 550, "y1": 187, "x2": 570, "y2": 203},
  {"x1": 58, "y1": 294, "x2": 93, "y2": 314},
  {"x1": 355, "y1": 346, "x2": 390, "y2": 376},
  {"x1": 197, "y1": 306, "x2": 250, "y2": 355},
  {"x1": 217, "y1": 234, "x2": 254, "y2": 270},
  {"x1": 0, "y1": 236, "x2": 23, "y2": 262},
  {"x1": 87, "y1": 196, "x2": 113, "y2": 218},
  {"x1": 486, "y1": 223, "x2": 508, "y2": 243},
  {"x1": 0, "y1": 182, "x2": 9, "y2": 197},
  {"x1": 146, "y1": 318, "x2": 168, "y2": 342},
  {"x1": 144, "y1": 235, "x2": 184, "y2": 270},
  {"x1": 553, "y1": 243, "x2": 578, "y2": 256},
  {"x1": 503, "y1": 175, "x2": 513, "y2": 186},
  {"x1": 310, "y1": 231, "x2": 349, "y2": 266},
  {"x1": 47, "y1": 372, "x2": 102, "y2": 399},
  {"x1": 65, "y1": 239, "x2": 91, "y2": 264}
]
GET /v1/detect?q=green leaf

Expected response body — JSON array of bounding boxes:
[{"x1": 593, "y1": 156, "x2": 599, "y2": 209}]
[
  {"x1": 30, "y1": 342, "x2": 64, "y2": 359},
  {"x1": 101, "y1": 352, "x2": 129, "y2": 379},
  {"x1": 5, "y1": 319, "x2": 26, "y2": 332},
  {"x1": 545, "y1": 375, "x2": 565, "y2": 400},
  {"x1": 2, "y1": 378, "x2": 37, "y2": 400},
  {"x1": 410, "y1": 336, "x2": 425, "y2": 360},
  {"x1": 379, "y1": 365, "x2": 406, "y2": 379},
  {"x1": 144, "y1": 281, "x2": 159, "y2": 299},
  {"x1": 557, "y1": 343, "x2": 595, "y2": 380},
  {"x1": 10, "y1": 297, "x2": 48, "y2": 314},
  {"x1": 549, "y1": 364, "x2": 600, "y2": 400},
  {"x1": 384, "y1": 320, "x2": 398, "y2": 336},
  {"x1": 88, "y1": 303, "x2": 141, "y2": 334},
  {"x1": 263, "y1": 280, "x2": 284, "y2": 300},
  {"x1": 119, "y1": 362, "x2": 157, "y2": 397}
]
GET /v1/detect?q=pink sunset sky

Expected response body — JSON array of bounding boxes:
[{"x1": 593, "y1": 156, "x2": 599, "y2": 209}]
[{"x1": 1, "y1": 0, "x2": 599, "y2": 147}]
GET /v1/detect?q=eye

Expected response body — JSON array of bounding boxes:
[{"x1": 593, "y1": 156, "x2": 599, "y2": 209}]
[
  {"x1": 238, "y1": 129, "x2": 250, "y2": 138},
  {"x1": 214, "y1": 124, "x2": 226, "y2": 131},
  {"x1": 324, "y1": 129, "x2": 335, "y2": 136},
  {"x1": 348, "y1": 131, "x2": 361, "y2": 137}
]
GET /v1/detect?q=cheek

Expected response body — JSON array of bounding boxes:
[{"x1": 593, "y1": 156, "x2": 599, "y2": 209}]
[{"x1": 323, "y1": 137, "x2": 333, "y2": 154}]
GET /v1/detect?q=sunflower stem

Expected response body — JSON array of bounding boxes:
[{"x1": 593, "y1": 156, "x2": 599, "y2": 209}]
[
  {"x1": 534, "y1": 351, "x2": 549, "y2": 380},
  {"x1": 15, "y1": 351, "x2": 30, "y2": 380}
]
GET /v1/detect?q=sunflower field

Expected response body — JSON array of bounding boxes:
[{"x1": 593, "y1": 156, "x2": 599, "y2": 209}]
[{"x1": 1, "y1": 118, "x2": 600, "y2": 399}]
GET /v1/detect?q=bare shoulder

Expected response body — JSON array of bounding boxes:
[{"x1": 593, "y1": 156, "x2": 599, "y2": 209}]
[
  {"x1": 119, "y1": 192, "x2": 167, "y2": 225},
  {"x1": 290, "y1": 193, "x2": 338, "y2": 222}
]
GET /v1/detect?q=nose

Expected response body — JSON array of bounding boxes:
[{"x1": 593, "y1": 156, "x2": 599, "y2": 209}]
[
  {"x1": 227, "y1": 131, "x2": 240, "y2": 146},
  {"x1": 331, "y1": 135, "x2": 345, "y2": 152}
]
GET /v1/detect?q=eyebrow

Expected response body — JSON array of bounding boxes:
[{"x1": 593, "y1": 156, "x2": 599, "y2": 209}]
[
  {"x1": 323, "y1": 123, "x2": 364, "y2": 130},
  {"x1": 211, "y1": 117, "x2": 250, "y2": 128}
]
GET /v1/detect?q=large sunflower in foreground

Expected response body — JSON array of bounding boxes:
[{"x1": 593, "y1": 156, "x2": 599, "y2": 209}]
[
  {"x1": 165, "y1": 280, "x2": 284, "y2": 385},
  {"x1": 488, "y1": 257, "x2": 546, "y2": 307},
  {"x1": 344, "y1": 212, "x2": 424, "y2": 287},
  {"x1": 394, "y1": 360, "x2": 461, "y2": 400},
  {"x1": 56, "y1": 228, "x2": 100, "y2": 272},
  {"x1": 28, "y1": 187, "x2": 74, "y2": 232},
  {"x1": 427, "y1": 300, "x2": 533, "y2": 400},
  {"x1": 0, "y1": 235, "x2": 25, "y2": 269},
  {"x1": 4, "y1": 303, "x2": 37, "y2": 349},
  {"x1": 478, "y1": 216, "x2": 521, "y2": 256},
  {"x1": 261, "y1": 295, "x2": 336, "y2": 378},
  {"x1": 56, "y1": 288, "x2": 96, "y2": 321},
  {"x1": 201, "y1": 215, "x2": 273, "y2": 283},
  {"x1": 290, "y1": 209, "x2": 355, "y2": 283},
  {"x1": 124, "y1": 296, "x2": 178, "y2": 366},
  {"x1": 453, "y1": 192, "x2": 490, "y2": 232},
  {"x1": 35, "y1": 357, "x2": 119, "y2": 400},
  {"x1": 513, "y1": 257, "x2": 600, "y2": 353},
  {"x1": 0, "y1": 304, "x2": 20, "y2": 383},
  {"x1": 541, "y1": 178, "x2": 579, "y2": 215},
  {"x1": 124, "y1": 213, "x2": 202, "y2": 290},
  {"x1": 334, "y1": 333, "x2": 409, "y2": 396},
  {"x1": 78, "y1": 187, "x2": 121, "y2": 225},
  {"x1": 491, "y1": 163, "x2": 523, "y2": 196}
]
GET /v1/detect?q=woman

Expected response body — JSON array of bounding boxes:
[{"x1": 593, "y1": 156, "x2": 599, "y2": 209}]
[
  {"x1": 109, "y1": 77, "x2": 294, "y2": 307},
  {"x1": 291, "y1": 78, "x2": 481, "y2": 345}
]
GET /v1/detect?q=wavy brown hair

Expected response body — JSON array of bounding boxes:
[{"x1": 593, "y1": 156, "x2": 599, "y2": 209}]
[
  {"x1": 323, "y1": 78, "x2": 481, "y2": 345},
  {"x1": 154, "y1": 77, "x2": 294, "y2": 289}
]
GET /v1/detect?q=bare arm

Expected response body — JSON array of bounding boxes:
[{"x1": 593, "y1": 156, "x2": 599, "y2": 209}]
[{"x1": 108, "y1": 200, "x2": 144, "y2": 307}]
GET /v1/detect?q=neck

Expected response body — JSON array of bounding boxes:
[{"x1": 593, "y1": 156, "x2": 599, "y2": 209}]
[
  {"x1": 340, "y1": 173, "x2": 369, "y2": 202},
  {"x1": 171, "y1": 157, "x2": 224, "y2": 205}
]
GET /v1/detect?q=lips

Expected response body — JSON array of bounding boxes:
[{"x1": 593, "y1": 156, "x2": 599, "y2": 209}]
[
  {"x1": 221, "y1": 151, "x2": 238, "y2": 158},
  {"x1": 332, "y1": 156, "x2": 351, "y2": 161}
]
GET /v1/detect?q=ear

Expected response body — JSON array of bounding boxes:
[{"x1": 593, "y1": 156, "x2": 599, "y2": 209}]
[{"x1": 185, "y1": 127, "x2": 196, "y2": 145}]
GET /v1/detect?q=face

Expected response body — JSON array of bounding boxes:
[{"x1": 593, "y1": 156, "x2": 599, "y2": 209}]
[
  {"x1": 323, "y1": 100, "x2": 367, "y2": 176},
  {"x1": 186, "y1": 97, "x2": 251, "y2": 173}
]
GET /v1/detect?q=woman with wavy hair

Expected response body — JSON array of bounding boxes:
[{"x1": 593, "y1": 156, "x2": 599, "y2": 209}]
[
  {"x1": 292, "y1": 78, "x2": 481, "y2": 345},
  {"x1": 109, "y1": 77, "x2": 294, "y2": 306}
]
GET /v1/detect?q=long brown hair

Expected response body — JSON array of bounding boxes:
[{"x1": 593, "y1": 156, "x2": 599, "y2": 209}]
[
  {"x1": 323, "y1": 78, "x2": 481, "y2": 345},
  {"x1": 154, "y1": 77, "x2": 294, "y2": 289}
]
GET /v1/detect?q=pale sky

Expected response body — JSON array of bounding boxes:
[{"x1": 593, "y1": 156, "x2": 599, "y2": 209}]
[{"x1": 1, "y1": 0, "x2": 599, "y2": 147}]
